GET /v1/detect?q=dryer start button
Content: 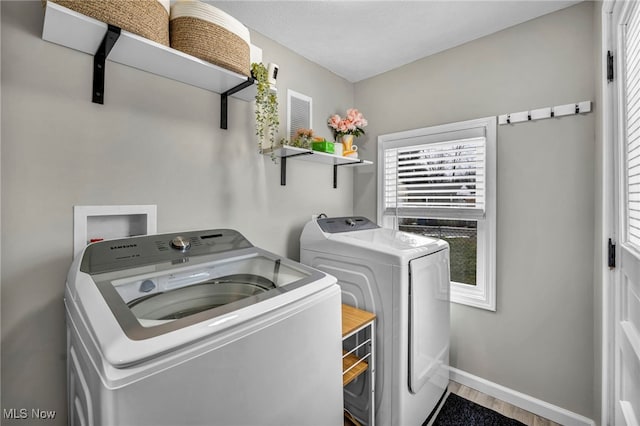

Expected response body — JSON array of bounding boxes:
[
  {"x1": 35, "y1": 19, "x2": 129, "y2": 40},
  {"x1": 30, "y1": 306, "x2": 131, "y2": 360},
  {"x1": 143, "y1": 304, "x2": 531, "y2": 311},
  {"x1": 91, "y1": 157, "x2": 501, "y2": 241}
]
[{"x1": 170, "y1": 236, "x2": 191, "y2": 251}]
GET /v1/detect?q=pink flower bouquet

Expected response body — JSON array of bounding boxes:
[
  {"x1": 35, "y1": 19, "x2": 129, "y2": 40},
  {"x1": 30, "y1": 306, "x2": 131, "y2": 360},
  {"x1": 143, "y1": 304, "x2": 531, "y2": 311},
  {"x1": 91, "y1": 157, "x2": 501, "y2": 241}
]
[{"x1": 327, "y1": 108, "x2": 368, "y2": 140}]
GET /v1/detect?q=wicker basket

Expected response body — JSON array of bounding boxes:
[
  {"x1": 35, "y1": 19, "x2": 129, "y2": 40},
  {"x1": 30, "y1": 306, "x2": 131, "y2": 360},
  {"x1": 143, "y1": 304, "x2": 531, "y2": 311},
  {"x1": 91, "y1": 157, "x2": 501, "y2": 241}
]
[
  {"x1": 47, "y1": 0, "x2": 170, "y2": 46},
  {"x1": 170, "y1": 2, "x2": 250, "y2": 77}
]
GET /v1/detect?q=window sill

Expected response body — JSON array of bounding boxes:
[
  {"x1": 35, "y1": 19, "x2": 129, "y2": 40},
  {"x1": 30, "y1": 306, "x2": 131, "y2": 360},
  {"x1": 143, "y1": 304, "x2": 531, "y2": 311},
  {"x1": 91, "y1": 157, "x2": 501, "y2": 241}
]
[{"x1": 451, "y1": 281, "x2": 496, "y2": 311}]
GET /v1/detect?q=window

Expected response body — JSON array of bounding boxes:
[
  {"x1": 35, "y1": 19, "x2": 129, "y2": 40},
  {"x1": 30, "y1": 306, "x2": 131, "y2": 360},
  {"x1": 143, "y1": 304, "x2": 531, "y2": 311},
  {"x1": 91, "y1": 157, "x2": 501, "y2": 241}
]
[
  {"x1": 377, "y1": 116, "x2": 496, "y2": 310},
  {"x1": 624, "y1": 1, "x2": 640, "y2": 252}
]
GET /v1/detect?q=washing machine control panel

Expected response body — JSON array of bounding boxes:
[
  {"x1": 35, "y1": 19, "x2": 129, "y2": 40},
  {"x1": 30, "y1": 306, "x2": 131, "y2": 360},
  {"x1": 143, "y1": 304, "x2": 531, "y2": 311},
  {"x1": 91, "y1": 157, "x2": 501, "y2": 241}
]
[
  {"x1": 80, "y1": 229, "x2": 253, "y2": 275},
  {"x1": 317, "y1": 216, "x2": 379, "y2": 233}
]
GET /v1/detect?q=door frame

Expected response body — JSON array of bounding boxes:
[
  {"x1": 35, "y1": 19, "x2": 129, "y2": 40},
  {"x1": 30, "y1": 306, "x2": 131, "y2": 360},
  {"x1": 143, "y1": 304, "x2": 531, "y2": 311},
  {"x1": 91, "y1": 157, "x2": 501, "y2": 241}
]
[
  {"x1": 601, "y1": 2, "x2": 616, "y2": 425},
  {"x1": 601, "y1": 1, "x2": 640, "y2": 424}
]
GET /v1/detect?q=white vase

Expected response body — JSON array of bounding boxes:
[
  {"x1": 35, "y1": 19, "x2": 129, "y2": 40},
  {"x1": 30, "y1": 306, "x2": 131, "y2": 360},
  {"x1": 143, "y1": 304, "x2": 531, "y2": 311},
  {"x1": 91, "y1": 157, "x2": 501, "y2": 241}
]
[{"x1": 333, "y1": 141, "x2": 343, "y2": 156}]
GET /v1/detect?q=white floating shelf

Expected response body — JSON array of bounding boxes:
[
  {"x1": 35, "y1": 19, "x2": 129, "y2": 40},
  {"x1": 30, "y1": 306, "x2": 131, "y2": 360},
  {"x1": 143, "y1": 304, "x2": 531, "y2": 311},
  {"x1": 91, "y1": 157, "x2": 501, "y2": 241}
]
[
  {"x1": 267, "y1": 146, "x2": 372, "y2": 188},
  {"x1": 273, "y1": 146, "x2": 373, "y2": 166},
  {"x1": 41, "y1": 1, "x2": 256, "y2": 102}
]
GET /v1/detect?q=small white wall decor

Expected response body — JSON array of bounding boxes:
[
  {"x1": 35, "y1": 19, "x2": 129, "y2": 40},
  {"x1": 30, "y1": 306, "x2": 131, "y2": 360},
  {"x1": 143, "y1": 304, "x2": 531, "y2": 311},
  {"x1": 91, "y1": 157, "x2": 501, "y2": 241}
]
[
  {"x1": 287, "y1": 89, "x2": 312, "y2": 140},
  {"x1": 73, "y1": 205, "x2": 157, "y2": 258}
]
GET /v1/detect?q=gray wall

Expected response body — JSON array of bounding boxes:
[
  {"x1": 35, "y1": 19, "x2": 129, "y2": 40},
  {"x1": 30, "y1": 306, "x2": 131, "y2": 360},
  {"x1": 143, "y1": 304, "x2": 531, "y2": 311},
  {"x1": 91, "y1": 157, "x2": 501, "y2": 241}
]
[
  {"x1": 0, "y1": 1, "x2": 355, "y2": 422},
  {"x1": 1, "y1": 1, "x2": 603, "y2": 423},
  {"x1": 354, "y1": 2, "x2": 597, "y2": 419}
]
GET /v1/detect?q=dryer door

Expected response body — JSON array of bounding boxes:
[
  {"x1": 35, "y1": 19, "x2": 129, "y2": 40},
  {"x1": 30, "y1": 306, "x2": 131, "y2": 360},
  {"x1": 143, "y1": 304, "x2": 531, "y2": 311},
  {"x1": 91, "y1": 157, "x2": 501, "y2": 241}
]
[{"x1": 408, "y1": 249, "x2": 450, "y2": 393}]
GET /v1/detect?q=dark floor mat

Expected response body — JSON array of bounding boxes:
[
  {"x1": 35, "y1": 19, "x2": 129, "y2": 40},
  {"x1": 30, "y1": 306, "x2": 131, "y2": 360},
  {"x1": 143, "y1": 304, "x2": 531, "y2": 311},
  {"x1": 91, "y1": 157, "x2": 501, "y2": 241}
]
[{"x1": 430, "y1": 393, "x2": 527, "y2": 426}]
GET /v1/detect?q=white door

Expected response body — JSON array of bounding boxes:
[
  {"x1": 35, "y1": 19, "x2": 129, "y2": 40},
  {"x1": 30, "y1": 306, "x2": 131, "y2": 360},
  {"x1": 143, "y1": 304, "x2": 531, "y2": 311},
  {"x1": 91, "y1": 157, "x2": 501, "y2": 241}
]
[
  {"x1": 610, "y1": 1, "x2": 640, "y2": 425},
  {"x1": 408, "y1": 250, "x2": 450, "y2": 394}
]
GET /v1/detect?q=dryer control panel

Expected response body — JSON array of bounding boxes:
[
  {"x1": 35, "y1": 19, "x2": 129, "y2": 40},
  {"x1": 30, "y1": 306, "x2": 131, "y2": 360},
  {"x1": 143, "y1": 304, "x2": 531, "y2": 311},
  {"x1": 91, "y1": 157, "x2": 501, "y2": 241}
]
[{"x1": 317, "y1": 216, "x2": 379, "y2": 233}]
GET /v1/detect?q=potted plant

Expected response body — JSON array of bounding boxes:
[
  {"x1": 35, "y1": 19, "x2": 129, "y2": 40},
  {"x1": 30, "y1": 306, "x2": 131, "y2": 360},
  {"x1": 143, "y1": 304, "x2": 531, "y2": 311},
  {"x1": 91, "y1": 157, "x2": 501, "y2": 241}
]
[
  {"x1": 252, "y1": 63, "x2": 279, "y2": 159},
  {"x1": 288, "y1": 128, "x2": 314, "y2": 149}
]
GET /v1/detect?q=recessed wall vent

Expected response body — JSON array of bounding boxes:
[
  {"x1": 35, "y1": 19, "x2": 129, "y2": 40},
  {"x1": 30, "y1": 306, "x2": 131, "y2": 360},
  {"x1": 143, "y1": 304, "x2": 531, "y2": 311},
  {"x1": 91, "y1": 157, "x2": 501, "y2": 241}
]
[{"x1": 287, "y1": 89, "x2": 312, "y2": 140}]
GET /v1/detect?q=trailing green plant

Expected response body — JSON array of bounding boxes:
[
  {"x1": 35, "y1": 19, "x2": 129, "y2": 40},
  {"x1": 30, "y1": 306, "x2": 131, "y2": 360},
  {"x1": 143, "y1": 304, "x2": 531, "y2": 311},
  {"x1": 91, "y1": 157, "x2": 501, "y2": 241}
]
[{"x1": 252, "y1": 63, "x2": 279, "y2": 160}]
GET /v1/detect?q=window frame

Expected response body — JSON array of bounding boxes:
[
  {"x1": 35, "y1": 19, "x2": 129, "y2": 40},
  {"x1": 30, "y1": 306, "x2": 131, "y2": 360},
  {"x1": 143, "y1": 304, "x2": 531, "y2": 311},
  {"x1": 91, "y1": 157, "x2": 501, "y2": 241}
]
[{"x1": 377, "y1": 116, "x2": 497, "y2": 311}]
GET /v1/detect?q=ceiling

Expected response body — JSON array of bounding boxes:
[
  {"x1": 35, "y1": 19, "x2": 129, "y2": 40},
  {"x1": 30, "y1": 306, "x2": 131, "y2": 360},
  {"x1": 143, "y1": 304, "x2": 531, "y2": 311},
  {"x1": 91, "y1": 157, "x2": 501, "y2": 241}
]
[{"x1": 210, "y1": 1, "x2": 581, "y2": 83}]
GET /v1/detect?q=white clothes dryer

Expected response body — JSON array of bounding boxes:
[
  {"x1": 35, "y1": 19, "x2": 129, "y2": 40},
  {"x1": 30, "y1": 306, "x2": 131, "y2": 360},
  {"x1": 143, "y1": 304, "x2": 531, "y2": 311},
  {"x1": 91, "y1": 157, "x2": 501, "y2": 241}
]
[
  {"x1": 66, "y1": 229, "x2": 343, "y2": 426},
  {"x1": 300, "y1": 217, "x2": 450, "y2": 426}
]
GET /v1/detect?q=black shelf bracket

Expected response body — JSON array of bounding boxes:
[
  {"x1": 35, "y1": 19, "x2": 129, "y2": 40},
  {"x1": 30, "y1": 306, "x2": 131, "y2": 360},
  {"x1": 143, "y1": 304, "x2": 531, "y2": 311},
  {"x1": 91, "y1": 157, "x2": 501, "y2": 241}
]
[
  {"x1": 333, "y1": 160, "x2": 364, "y2": 188},
  {"x1": 93, "y1": 24, "x2": 121, "y2": 104},
  {"x1": 281, "y1": 156, "x2": 287, "y2": 186},
  {"x1": 280, "y1": 151, "x2": 313, "y2": 186},
  {"x1": 220, "y1": 77, "x2": 255, "y2": 129}
]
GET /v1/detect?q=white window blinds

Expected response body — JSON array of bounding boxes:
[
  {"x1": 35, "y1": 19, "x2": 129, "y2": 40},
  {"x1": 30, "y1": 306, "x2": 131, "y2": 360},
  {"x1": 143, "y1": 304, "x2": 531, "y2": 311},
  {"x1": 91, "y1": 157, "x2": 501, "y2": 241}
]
[
  {"x1": 383, "y1": 136, "x2": 486, "y2": 219},
  {"x1": 626, "y1": 1, "x2": 640, "y2": 247}
]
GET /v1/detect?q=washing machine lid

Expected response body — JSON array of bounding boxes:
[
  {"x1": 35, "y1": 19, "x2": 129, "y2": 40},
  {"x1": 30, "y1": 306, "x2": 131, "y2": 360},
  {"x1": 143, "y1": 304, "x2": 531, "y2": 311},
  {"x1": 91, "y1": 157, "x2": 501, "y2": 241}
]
[
  {"x1": 311, "y1": 217, "x2": 447, "y2": 263},
  {"x1": 337, "y1": 227, "x2": 440, "y2": 251},
  {"x1": 70, "y1": 230, "x2": 331, "y2": 353},
  {"x1": 98, "y1": 252, "x2": 315, "y2": 336}
]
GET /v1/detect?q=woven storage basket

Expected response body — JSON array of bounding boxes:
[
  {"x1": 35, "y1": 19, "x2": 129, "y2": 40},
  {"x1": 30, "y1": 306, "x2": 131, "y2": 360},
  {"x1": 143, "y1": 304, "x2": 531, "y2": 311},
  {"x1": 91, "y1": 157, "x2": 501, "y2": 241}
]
[
  {"x1": 47, "y1": 0, "x2": 170, "y2": 46},
  {"x1": 170, "y1": 2, "x2": 250, "y2": 77}
]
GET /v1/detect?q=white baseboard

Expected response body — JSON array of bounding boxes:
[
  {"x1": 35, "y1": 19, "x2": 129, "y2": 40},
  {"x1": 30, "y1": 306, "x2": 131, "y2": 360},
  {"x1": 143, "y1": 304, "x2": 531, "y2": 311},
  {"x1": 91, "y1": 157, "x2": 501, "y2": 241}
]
[{"x1": 449, "y1": 367, "x2": 596, "y2": 426}]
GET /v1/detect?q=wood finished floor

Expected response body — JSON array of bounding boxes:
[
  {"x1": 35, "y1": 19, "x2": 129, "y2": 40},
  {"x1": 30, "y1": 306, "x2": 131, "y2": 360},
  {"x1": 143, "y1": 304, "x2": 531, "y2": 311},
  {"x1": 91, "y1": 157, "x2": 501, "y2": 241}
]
[{"x1": 438, "y1": 381, "x2": 562, "y2": 426}]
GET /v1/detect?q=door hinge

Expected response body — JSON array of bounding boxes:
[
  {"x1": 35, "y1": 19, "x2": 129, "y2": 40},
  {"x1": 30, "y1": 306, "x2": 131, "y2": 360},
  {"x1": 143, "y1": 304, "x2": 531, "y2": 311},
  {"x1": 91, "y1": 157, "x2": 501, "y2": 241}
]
[
  {"x1": 607, "y1": 51, "x2": 614, "y2": 83},
  {"x1": 608, "y1": 238, "x2": 616, "y2": 269}
]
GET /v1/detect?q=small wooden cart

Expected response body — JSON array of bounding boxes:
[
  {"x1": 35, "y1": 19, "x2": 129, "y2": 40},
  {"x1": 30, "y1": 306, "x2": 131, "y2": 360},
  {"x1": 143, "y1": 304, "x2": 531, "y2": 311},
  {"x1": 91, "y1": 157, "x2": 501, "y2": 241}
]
[{"x1": 341, "y1": 304, "x2": 376, "y2": 426}]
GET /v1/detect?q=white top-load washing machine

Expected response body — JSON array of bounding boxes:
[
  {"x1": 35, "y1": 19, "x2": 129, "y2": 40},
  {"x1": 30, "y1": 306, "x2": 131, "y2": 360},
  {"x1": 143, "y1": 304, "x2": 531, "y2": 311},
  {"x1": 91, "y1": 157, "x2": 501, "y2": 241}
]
[
  {"x1": 66, "y1": 229, "x2": 343, "y2": 426},
  {"x1": 301, "y1": 216, "x2": 450, "y2": 426}
]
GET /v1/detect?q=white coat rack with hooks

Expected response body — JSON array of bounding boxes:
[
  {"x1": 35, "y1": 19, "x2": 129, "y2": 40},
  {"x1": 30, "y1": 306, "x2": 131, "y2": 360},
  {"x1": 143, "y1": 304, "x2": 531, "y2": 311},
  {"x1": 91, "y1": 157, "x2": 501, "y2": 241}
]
[{"x1": 498, "y1": 100, "x2": 592, "y2": 125}]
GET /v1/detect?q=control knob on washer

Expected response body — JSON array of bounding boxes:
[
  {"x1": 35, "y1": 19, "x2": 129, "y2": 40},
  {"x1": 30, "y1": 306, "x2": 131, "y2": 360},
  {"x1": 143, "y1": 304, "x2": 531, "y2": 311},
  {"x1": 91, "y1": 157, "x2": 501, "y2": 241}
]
[{"x1": 170, "y1": 236, "x2": 191, "y2": 251}]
